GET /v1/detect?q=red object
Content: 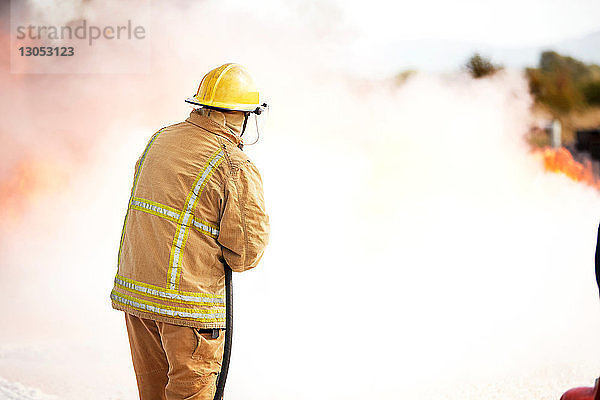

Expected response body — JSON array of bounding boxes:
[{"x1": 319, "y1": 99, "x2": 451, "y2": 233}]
[{"x1": 561, "y1": 378, "x2": 600, "y2": 400}]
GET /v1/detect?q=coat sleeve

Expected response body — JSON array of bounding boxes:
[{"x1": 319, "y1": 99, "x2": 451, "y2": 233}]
[{"x1": 218, "y1": 160, "x2": 270, "y2": 272}]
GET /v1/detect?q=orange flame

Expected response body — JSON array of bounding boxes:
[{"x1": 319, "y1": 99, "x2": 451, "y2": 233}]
[
  {"x1": 0, "y1": 158, "x2": 69, "y2": 225},
  {"x1": 534, "y1": 147, "x2": 599, "y2": 188}
]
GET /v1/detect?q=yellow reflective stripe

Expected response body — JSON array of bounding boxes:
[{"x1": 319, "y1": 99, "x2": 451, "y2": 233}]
[
  {"x1": 193, "y1": 217, "x2": 218, "y2": 231},
  {"x1": 130, "y1": 197, "x2": 181, "y2": 224},
  {"x1": 192, "y1": 217, "x2": 220, "y2": 238},
  {"x1": 128, "y1": 197, "x2": 220, "y2": 237},
  {"x1": 117, "y1": 130, "x2": 164, "y2": 267},
  {"x1": 111, "y1": 289, "x2": 225, "y2": 322},
  {"x1": 176, "y1": 151, "x2": 225, "y2": 285},
  {"x1": 115, "y1": 275, "x2": 224, "y2": 306},
  {"x1": 168, "y1": 149, "x2": 225, "y2": 290},
  {"x1": 116, "y1": 274, "x2": 224, "y2": 298}
]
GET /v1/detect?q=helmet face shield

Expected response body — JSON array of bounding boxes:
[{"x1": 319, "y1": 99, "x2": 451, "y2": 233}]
[{"x1": 243, "y1": 104, "x2": 269, "y2": 146}]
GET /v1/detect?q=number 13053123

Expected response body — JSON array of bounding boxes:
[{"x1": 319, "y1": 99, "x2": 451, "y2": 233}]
[{"x1": 18, "y1": 47, "x2": 74, "y2": 56}]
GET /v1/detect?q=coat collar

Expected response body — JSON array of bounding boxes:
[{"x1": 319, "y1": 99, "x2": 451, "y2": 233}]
[{"x1": 185, "y1": 110, "x2": 242, "y2": 146}]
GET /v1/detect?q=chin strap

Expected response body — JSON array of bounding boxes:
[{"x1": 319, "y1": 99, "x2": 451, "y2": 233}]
[
  {"x1": 240, "y1": 112, "x2": 250, "y2": 135},
  {"x1": 238, "y1": 112, "x2": 250, "y2": 150}
]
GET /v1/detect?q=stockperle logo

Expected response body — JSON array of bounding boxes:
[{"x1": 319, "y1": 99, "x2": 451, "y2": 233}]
[{"x1": 10, "y1": 0, "x2": 151, "y2": 74}]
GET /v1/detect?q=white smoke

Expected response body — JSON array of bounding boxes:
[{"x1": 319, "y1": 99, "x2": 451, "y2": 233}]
[
  {"x1": 0, "y1": 376, "x2": 58, "y2": 400},
  {"x1": 1, "y1": 2, "x2": 600, "y2": 400}
]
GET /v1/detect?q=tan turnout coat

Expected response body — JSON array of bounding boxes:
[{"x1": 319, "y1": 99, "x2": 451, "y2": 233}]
[{"x1": 110, "y1": 110, "x2": 269, "y2": 329}]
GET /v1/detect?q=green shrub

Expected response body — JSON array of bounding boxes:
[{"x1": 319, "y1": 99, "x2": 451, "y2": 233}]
[{"x1": 465, "y1": 53, "x2": 501, "y2": 79}]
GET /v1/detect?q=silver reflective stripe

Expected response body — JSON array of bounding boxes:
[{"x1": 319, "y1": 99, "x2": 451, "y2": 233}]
[
  {"x1": 130, "y1": 197, "x2": 218, "y2": 237},
  {"x1": 193, "y1": 219, "x2": 220, "y2": 236},
  {"x1": 114, "y1": 275, "x2": 224, "y2": 304},
  {"x1": 131, "y1": 198, "x2": 181, "y2": 220},
  {"x1": 111, "y1": 291, "x2": 225, "y2": 321},
  {"x1": 169, "y1": 150, "x2": 225, "y2": 289}
]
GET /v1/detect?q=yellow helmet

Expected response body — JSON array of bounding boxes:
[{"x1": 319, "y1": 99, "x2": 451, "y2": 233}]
[{"x1": 186, "y1": 63, "x2": 262, "y2": 112}]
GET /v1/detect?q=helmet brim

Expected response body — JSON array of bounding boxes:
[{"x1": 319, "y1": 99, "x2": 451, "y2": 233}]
[{"x1": 185, "y1": 97, "x2": 261, "y2": 113}]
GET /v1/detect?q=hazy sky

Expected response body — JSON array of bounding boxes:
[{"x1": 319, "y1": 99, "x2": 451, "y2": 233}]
[
  {"x1": 221, "y1": 0, "x2": 600, "y2": 74},
  {"x1": 336, "y1": 0, "x2": 600, "y2": 46},
  {"x1": 224, "y1": 0, "x2": 600, "y2": 45}
]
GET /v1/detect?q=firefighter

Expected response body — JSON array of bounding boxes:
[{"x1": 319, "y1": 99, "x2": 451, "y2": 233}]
[{"x1": 110, "y1": 63, "x2": 270, "y2": 400}]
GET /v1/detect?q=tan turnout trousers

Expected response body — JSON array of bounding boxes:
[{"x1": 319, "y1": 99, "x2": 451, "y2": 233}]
[{"x1": 125, "y1": 313, "x2": 225, "y2": 400}]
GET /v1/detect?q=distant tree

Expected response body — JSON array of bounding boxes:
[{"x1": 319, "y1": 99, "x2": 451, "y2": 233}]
[
  {"x1": 539, "y1": 51, "x2": 589, "y2": 81},
  {"x1": 590, "y1": 65, "x2": 600, "y2": 81},
  {"x1": 526, "y1": 67, "x2": 584, "y2": 113},
  {"x1": 395, "y1": 69, "x2": 416, "y2": 84},
  {"x1": 583, "y1": 81, "x2": 600, "y2": 105},
  {"x1": 526, "y1": 51, "x2": 600, "y2": 114},
  {"x1": 464, "y1": 53, "x2": 501, "y2": 79}
]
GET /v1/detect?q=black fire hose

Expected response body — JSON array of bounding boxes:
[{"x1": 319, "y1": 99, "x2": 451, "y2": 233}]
[{"x1": 214, "y1": 265, "x2": 233, "y2": 400}]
